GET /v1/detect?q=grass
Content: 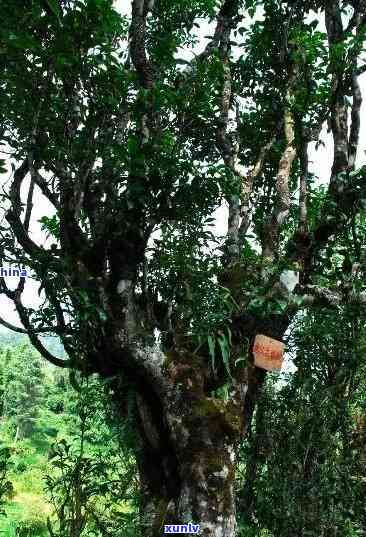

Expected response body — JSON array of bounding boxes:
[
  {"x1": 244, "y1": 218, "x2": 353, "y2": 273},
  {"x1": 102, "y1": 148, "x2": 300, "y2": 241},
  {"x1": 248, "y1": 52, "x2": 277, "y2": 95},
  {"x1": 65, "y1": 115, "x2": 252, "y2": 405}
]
[{"x1": 0, "y1": 436, "x2": 51, "y2": 537}]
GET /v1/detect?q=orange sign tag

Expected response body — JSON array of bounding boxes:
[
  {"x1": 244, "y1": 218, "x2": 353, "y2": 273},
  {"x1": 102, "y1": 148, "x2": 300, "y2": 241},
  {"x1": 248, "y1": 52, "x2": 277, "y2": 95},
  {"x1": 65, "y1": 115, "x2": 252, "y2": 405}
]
[{"x1": 253, "y1": 334, "x2": 284, "y2": 371}]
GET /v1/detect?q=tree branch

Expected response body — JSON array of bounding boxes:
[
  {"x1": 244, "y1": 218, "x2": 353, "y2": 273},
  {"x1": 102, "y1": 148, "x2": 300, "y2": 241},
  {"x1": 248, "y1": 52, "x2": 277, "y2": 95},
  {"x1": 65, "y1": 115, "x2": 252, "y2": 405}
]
[
  {"x1": 13, "y1": 292, "x2": 71, "y2": 368},
  {"x1": 345, "y1": 1, "x2": 366, "y2": 33},
  {"x1": 216, "y1": 59, "x2": 241, "y2": 259},
  {"x1": 129, "y1": 0, "x2": 155, "y2": 88},
  {"x1": 295, "y1": 285, "x2": 366, "y2": 309},
  {"x1": 181, "y1": 0, "x2": 241, "y2": 79},
  {"x1": 29, "y1": 166, "x2": 60, "y2": 210},
  {"x1": 238, "y1": 134, "x2": 277, "y2": 243},
  {"x1": 262, "y1": 100, "x2": 297, "y2": 263},
  {"x1": 23, "y1": 175, "x2": 35, "y2": 232},
  {"x1": 213, "y1": 1, "x2": 243, "y2": 261},
  {"x1": 5, "y1": 161, "x2": 44, "y2": 257},
  {"x1": 0, "y1": 314, "x2": 63, "y2": 335},
  {"x1": 299, "y1": 137, "x2": 308, "y2": 233},
  {"x1": 348, "y1": 71, "x2": 362, "y2": 171},
  {"x1": 325, "y1": 2, "x2": 349, "y2": 183},
  {"x1": 285, "y1": 2, "x2": 365, "y2": 277}
]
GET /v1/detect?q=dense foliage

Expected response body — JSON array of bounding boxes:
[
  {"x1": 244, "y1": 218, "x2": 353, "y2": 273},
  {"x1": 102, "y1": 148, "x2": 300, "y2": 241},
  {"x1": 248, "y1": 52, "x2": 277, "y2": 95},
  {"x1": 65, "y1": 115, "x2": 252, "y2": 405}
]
[
  {"x1": 0, "y1": 334, "x2": 139, "y2": 537},
  {"x1": 0, "y1": 0, "x2": 366, "y2": 535},
  {"x1": 0, "y1": 317, "x2": 365, "y2": 536},
  {"x1": 237, "y1": 308, "x2": 366, "y2": 536}
]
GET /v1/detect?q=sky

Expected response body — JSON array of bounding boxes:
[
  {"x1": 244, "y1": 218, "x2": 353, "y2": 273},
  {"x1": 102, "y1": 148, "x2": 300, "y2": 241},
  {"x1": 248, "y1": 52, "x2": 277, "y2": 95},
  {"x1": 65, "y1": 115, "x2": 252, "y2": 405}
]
[{"x1": 0, "y1": 1, "x2": 365, "y2": 340}]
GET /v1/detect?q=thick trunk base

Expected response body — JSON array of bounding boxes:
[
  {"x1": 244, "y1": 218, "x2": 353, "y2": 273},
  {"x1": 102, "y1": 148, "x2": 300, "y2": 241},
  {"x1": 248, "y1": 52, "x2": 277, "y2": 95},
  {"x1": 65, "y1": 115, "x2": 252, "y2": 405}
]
[{"x1": 138, "y1": 438, "x2": 238, "y2": 537}]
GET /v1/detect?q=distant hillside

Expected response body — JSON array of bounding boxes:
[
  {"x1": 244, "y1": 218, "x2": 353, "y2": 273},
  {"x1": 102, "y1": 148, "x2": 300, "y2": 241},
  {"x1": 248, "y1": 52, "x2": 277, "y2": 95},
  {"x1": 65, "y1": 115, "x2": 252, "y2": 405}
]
[{"x1": 0, "y1": 328, "x2": 66, "y2": 360}]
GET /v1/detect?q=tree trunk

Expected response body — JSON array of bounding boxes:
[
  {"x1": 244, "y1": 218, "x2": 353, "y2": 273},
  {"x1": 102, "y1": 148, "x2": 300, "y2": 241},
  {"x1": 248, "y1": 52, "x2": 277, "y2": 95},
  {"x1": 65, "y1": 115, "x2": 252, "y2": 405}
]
[
  {"x1": 110, "y1": 314, "x2": 289, "y2": 536},
  {"x1": 130, "y1": 347, "x2": 244, "y2": 537},
  {"x1": 237, "y1": 387, "x2": 268, "y2": 521},
  {"x1": 137, "y1": 417, "x2": 238, "y2": 537}
]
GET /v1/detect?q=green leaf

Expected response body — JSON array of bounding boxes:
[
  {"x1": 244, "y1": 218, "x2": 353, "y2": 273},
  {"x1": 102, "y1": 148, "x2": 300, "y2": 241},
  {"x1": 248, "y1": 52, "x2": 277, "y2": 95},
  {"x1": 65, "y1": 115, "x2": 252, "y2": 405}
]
[
  {"x1": 217, "y1": 334, "x2": 232, "y2": 378},
  {"x1": 45, "y1": 0, "x2": 62, "y2": 20},
  {"x1": 207, "y1": 334, "x2": 216, "y2": 374},
  {"x1": 175, "y1": 58, "x2": 191, "y2": 65},
  {"x1": 226, "y1": 325, "x2": 232, "y2": 346}
]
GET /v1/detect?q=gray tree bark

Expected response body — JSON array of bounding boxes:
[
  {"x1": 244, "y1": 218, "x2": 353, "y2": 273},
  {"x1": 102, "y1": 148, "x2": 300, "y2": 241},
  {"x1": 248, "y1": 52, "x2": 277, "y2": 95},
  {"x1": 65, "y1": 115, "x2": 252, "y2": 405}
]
[{"x1": 136, "y1": 400, "x2": 239, "y2": 537}]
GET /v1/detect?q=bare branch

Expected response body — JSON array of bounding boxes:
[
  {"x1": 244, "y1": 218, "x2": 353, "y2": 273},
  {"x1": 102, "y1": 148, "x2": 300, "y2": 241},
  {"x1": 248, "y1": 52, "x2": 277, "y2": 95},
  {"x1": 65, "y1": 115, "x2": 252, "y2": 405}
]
[
  {"x1": 295, "y1": 285, "x2": 366, "y2": 309},
  {"x1": 262, "y1": 102, "x2": 297, "y2": 263},
  {"x1": 212, "y1": 2, "x2": 244, "y2": 261},
  {"x1": 13, "y1": 292, "x2": 71, "y2": 368},
  {"x1": 277, "y1": 108, "x2": 297, "y2": 226},
  {"x1": 30, "y1": 167, "x2": 60, "y2": 210},
  {"x1": 23, "y1": 176, "x2": 35, "y2": 232},
  {"x1": 325, "y1": 3, "x2": 349, "y2": 182},
  {"x1": 238, "y1": 135, "x2": 277, "y2": 242},
  {"x1": 5, "y1": 161, "x2": 44, "y2": 257},
  {"x1": 216, "y1": 59, "x2": 241, "y2": 259}
]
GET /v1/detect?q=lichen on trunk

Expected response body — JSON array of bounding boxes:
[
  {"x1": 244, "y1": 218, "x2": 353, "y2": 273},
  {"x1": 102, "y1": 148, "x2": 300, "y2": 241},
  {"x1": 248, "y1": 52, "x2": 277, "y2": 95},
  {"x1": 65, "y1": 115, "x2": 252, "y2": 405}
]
[
  {"x1": 133, "y1": 350, "x2": 243, "y2": 537},
  {"x1": 137, "y1": 426, "x2": 238, "y2": 537}
]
